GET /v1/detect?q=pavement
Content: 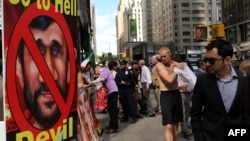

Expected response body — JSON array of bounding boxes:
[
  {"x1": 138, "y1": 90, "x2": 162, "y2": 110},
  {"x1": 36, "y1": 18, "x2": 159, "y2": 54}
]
[{"x1": 95, "y1": 90, "x2": 194, "y2": 141}]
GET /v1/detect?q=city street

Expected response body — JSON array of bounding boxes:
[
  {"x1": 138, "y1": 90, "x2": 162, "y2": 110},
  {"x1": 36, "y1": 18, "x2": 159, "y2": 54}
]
[{"x1": 96, "y1": 91, "x2": 194, "y2": 141}]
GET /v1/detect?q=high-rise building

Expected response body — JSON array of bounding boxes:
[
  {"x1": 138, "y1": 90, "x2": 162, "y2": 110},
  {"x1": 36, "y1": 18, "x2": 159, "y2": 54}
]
[
  {"x1": 128, "y1": 0, "x2": 143, "y2": 42},
  {"x1": 116, "y1": 0, "x2": 223, "y2": 62},
  {"x1": 116, "y1": 0, "x2": 154, "y2": 60},
  {"x1": 91, "y1": 5, "x2": 97, "y2": 61},
  {"x1": 0, "y1": 0, "x2": 2, "y2": 30},
  {"x1": 152, "y1": 0, "x2": 222, "y2": 55},
  {"x1": 116, "y1": 0, "x2": 130, "y2": 58},
  {"x1": 222, "y1": 0, "x2": 250, "y2": 60},
  {"x1": 141, "y1": 0, "x2": 152, "y2": 43}
]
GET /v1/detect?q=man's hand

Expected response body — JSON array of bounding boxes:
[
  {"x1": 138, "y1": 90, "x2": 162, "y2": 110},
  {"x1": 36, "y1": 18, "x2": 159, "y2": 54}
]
[
  {"x1": 146, "y1": 85, "x2": 150, "y2": 91},
  {"x1": 88, "y1": 81, "x2": 95, "y2": 86},
  {"x1": 179, "y1": 83, "x2": 188, "y2": 91},
  {"x1": 121, "y1": 80, "x2": 126, "y2": 85}
]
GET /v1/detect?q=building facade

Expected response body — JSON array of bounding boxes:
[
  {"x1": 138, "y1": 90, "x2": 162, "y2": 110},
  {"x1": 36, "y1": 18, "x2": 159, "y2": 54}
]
[
  {"x1": 151, "y1": 0, "x2": 221, "y2": 55},
  {"x1": 116, "y1": 0, "x2": 130, "y2": 58},
  {"x1": 116, "y1": 0, "x2": 224, "y2": 62},
  {"x1": 141, "y1": 0, "x2": 152, "y2": 43},
  {"x1": 222, "y1": 0, "x2": 250, "y2": 60},
  {"x1": 91, "y1": 5, "x2": 97, "y2": 61}
]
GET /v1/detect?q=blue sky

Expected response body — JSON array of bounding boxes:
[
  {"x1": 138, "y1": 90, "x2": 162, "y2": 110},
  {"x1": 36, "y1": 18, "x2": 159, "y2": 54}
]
[{"x1": 92, "y1": 0, "x2": 119, "y2": 56}]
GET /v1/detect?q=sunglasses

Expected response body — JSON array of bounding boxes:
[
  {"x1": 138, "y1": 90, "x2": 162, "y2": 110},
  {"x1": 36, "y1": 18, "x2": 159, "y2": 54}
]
[{"x1": 203, "y1": 57, "x2": 223, "y2": 65}]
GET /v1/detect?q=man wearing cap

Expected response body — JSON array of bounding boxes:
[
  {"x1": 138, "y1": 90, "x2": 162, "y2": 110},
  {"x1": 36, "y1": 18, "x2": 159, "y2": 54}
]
[{"x1": 115, "y1": 60, "x2": 137, "y2": 123}]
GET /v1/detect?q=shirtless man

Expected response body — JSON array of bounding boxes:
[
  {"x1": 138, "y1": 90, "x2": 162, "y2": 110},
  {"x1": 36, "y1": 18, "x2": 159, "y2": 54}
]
[{"x1": 155, "y1": 47, "x2": 183, "y2": 141}]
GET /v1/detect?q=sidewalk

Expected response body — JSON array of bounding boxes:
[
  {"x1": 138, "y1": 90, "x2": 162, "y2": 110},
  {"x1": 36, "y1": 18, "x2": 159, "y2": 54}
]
[{"x1": 95, "y1": 90, "x2": 194, "y2": 141}]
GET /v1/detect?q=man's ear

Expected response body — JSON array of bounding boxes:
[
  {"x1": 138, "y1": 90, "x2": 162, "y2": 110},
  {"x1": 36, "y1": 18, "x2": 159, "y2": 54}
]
[{"x1": 225, "y1": 56, "x2": 232, "y2": 64}]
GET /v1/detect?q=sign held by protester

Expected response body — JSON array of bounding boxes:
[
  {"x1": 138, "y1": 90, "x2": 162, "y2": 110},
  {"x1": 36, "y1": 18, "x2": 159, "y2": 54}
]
[{"x1": 4, "y1": 0, "x2": 77, "y2": 140}]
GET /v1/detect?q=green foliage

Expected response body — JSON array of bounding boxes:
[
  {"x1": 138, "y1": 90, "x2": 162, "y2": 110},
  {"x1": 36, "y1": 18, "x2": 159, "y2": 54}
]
[{"x1": 97, "y1": 52, "x2": 117, "y2": 66}]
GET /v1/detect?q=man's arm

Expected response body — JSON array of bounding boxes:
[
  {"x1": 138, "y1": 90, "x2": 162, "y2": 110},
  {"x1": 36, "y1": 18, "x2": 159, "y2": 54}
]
[
  {"x1": 144, "y1": 67, "x2": 152, "y2": 91},
  {"x1": 190, "y1": 76, "x2": 203, "y2": 140},
  {"x1": 126, "y1": 69, "x2": 135, "y2": 86},
  {"x1": 156, "y1": 62, "x2": 177, "y2": 84},
  {"x1": 145, "y1": 67, "x2": 152, "y2": 85},
  {"x1": 92, "y1": 77, "x2": 105, "y2": 84},
  {"x1": 90, "y1": 70, "x2": 106, "y2": 85}
]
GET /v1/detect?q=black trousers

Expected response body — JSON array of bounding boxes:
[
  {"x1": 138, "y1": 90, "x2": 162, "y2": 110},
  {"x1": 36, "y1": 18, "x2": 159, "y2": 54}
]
[
  {"x1": 119, "y1": 87, "x2": 137, "y2": 119},
  {"x1": 108, "y1": 91, "x2": 119, "y2": 129}
]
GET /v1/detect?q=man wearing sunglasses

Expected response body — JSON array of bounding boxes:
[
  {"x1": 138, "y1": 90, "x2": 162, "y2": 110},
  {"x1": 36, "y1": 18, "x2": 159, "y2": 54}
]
[{"x1": 190, "y1": 39, "x2": 250, "y2": 141}]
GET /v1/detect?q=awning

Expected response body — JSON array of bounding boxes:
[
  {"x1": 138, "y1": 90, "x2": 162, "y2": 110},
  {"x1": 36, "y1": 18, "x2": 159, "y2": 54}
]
[
  {"x1": 240, "y1": 41, "x2": 250, "y2": 47},
  {"x1": 122, "y1": 42, "x2": 146, "y2": 48},
  {"x1": 239, "y1": 42, "x2": 250, "y2": 51}
]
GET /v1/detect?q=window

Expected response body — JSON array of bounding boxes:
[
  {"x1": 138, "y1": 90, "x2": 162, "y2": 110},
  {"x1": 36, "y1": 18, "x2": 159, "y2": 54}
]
[
  {"x1": 183, "y1": 46, "x2": 191, "y2": 50},
  {"x1": 193, "y1": 17, "x2": 205, "y2": 22},
  {"x1": 182, "y1": 10, "x2": 190, "y2": 14},
  {"x1": 194, "y1": 46, "x2": 200, "y2": 50},
  {"x1": 175, "y1": 25, "x2": 178, "y2": 30},
  {"x1": 183, "y1": 24, "x2": 190, "y2": 30},
  {"x1": 192, "y1": 10, "x2": 205, "y2": 14},
  {"x1": 183, "y1": 39, "x2": 191, "y2": 43},
  {"x1": 183, "y1": 31, "x2": 191, "y2": 36},
  {"x1": 192, "y1": 3, "x2": 204, "y2": 8},
  {"x1": 228, "y1": 27, "x2": 236, "y2": 44},
  {"x1": 182, "y1": 17, "x2": 190, "y2": 21},
  {"x1": 246, "y1": 23, "x2": 250, "y2": 41},
  {"x1": 181, "y1": 3, "x2": 189, "y2": 7}
]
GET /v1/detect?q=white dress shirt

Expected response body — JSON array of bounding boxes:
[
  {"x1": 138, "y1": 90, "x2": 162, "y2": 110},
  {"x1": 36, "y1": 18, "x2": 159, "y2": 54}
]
[
  {"x1": 140, "y1": 65, "x2": 152, "y2": 86},
  {"x1": 174, "y1": 63, "x2": 197, "y2": 92}
]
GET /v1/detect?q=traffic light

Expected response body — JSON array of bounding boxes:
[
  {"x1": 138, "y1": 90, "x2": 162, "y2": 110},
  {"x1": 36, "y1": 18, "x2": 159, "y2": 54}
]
[
  {"x1": 194, "y1": 25, "x2": 209, "y2": 40},
  {"x1": 122, "y1": 53, "x2": 127, "y2": 58},
  {"x1": 211, "y1": 24, "x2": 224, "y2": 38}
]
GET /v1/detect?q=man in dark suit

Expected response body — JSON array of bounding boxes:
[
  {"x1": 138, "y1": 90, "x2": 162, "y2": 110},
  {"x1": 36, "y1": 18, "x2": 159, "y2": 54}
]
[{"x1": 190, "y1": 39, "x2": 250, "y2": 141}]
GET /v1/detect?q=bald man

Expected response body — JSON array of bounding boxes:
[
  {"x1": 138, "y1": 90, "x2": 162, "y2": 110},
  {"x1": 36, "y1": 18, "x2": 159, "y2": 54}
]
[{"x1": 155, "y1": 47, "x2": 183, "y2": 141}]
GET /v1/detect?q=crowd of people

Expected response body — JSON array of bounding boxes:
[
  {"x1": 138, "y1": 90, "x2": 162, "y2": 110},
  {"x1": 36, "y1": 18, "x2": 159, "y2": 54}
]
[
  {"x1": 80, "y1": 38, "x2": 250, "y2": 141},
  {"x1": 81, "y1": 58, "x2": 158, "y2": 134}
]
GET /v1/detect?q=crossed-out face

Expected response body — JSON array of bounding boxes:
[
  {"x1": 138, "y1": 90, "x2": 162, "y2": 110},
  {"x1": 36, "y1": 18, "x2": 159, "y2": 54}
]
[{"x1": 22, "y1": 21, "x2": 69, "y2": 129}]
